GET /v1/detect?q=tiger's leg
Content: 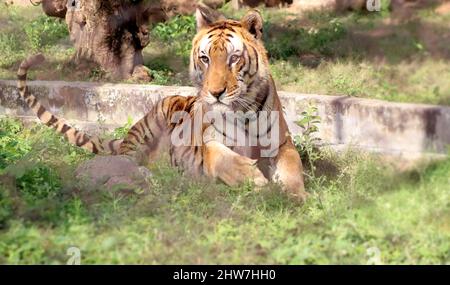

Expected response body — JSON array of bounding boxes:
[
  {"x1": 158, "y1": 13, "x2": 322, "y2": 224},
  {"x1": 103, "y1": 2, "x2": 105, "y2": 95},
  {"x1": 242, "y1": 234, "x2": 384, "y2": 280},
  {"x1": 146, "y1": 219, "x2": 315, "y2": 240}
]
[
  {"x1": 118, "y1": 96, "x2": 193, "y2": 164},
  {"x1": 272, "y1": 139, "x2": 308, "y2": 201},
  {"x1": 203, "y1": 141, "x2": 268, "y2": 187},
  {"x1": 118, "y1": 107, "x2": 166, "y2": 164}
]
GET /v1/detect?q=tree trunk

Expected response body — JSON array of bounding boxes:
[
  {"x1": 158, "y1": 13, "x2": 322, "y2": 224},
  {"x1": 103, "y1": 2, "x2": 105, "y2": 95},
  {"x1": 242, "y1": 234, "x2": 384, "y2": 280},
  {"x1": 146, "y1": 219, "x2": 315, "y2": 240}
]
[
  {"x1": 39, "y1": 0, "x2": 164, "y2": 80},
  {"x1": 40, "y1": 0, "x2": 227, "y2": 81},
  {"x1": 63, "y1": 0, "x2": 163, "y2": 81}
]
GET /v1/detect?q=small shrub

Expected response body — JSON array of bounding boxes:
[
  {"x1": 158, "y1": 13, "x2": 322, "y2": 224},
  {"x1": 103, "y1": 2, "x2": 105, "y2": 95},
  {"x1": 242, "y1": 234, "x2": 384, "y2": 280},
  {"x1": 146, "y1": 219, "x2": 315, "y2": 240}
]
[
  {"x1": 0, "y1": 118, "x2": 31, "y2": 171},
  {"x1": 24, "y1": 15, "x2": 68, "y2": 51},
  {"x1": 151, "y1": 15, "x2": 196, "y2": 61},
  {"x1": 0, "y1": 187, "x2": 14, "y2": 228},
  {"x1": 294, "y1": 104, "x2": 323, "y2": 177},
  {"x1": 112, "y1": 116, "x2": 133, "y2": 139},
  {"x1": 152, "y1": 15, "x2": 195, "y2": 42},
  {"x1": 0, "y1": 33, "x2": 25, "y2": 67},
  {"x1": 16, "y1": 163, "x2": 62, "y2": 201}
]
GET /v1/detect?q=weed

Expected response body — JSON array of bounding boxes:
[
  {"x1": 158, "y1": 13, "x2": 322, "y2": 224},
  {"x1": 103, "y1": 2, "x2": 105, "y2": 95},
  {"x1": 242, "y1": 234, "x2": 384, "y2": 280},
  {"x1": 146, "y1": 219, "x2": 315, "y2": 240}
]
[
  {"x1": 151, "y1": 15, "x2": 196, "y2": 62},
  {"x1": 24, "y1": 15, "x2": 68, "y2": 52},
  {"x1": 112, "y1": 116, "x2": 133, "y2": 139},
  {"x1": 294, "y1": 104, "x2": 322, "y2": 176}
]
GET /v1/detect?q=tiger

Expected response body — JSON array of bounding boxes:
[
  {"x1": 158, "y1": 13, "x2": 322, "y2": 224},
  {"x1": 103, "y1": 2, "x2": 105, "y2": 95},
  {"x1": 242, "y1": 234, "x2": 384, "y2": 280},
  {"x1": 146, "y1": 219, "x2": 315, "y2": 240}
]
[{"x1": 17, "y1": 5, "x2": 307, "y2": 200}]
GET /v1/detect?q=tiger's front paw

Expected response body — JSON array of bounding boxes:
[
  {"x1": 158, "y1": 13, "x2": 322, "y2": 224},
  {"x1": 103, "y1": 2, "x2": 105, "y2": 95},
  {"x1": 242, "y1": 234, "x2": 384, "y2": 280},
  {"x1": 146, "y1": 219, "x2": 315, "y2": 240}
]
[{"x1": 221, "y1": 154, "x2": 268, "y2": 187}]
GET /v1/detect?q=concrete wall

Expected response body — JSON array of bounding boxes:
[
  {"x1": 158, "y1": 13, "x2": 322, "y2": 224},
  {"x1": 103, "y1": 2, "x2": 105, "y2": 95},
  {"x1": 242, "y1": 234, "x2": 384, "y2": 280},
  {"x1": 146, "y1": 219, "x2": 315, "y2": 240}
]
[{"x1": 1, "y1": 80, "x2": 449, "y2": 158}]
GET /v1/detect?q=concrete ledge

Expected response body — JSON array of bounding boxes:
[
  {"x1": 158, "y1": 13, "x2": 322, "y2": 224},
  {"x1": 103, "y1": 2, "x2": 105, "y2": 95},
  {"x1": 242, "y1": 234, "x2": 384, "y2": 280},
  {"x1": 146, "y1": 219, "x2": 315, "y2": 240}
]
[{"x1": 1, "y1": 80, "x2": 449, "y2": 157}]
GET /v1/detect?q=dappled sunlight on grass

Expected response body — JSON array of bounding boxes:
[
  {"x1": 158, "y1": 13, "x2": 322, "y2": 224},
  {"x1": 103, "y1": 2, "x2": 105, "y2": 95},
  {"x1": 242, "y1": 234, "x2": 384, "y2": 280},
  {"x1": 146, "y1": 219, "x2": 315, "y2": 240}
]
[{"x1": 0, "y1": 119, "x2": 448, "y2": 264}]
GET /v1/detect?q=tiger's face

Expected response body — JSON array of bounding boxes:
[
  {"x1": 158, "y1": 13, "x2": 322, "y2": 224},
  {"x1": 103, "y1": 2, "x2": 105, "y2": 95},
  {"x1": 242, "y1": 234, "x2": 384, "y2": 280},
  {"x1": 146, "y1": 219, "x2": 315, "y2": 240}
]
[{"x1": 190, "y1": 7, "x2": 269, "y2": 112}]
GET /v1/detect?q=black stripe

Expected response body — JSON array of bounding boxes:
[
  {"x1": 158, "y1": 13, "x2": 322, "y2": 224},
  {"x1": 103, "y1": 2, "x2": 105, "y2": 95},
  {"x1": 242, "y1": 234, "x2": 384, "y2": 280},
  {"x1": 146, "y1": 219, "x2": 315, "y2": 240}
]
[
  {"x1": 169, "y1": 99, "x2": 183, "y2": 115},
  {"x1": 92, "y1": 143, "x2": 99, "y2": 154},
  {"x1": 37, "y1": 106, "x2": 46, "y2": 118},
  {"x1": 108, "y1": 140, "x2": 115, "y2": 151},
  {"x1": 144, "y1": 116, "x2": 154, "y2": 138},
  {"x1": 73, "y1": 130, "x2": 81, "y2": 144},
  {"x1": 143, "y1": 115, "x2": 150, "y2": 129},
  {"x1": 76, "y1": 134, "x2": 89, "y2": 146},
  {"x1": 120, "y1": 143, "x2": 134, "y2": 153},
  {"x1": 193, "y1": 59, "x2": 198, "y2": 71},
  {"x1": 237, "y1": 54, "x2": 247, "y2": 73},
  {"x1": 127, "y1": 131, "x2": 140, "y2": 141},
  {"x1": 131, "y1": 125, "x2": 143, "y2": 138},
  {"x1": 207, "y1": 25, "x2": 226, "y2": 33},
  {"x1": 23, "y1": 90, "x2": 31, "y2": 99},
  {"x1": 45, "y1": 115, "x2": 58, "y2": 127},
  {"x1": 17, "y1": 74, "x2": 27, "y2": 81},
  {"x1": 29, "y1": 97, "x2": 38, "y2": 108},
  {"x1": 249, "y1": 45, "x2": 259, "y2": 76},
  {"x1": 61, "y1": 124, "x2": 70, "y2": 134},
  {"x1": 241, "y1": 46, "x2": 250, "y2": 73},
  {"x1": 265, "y1": 118, "x2": 274, "y2": 135},
  {"x1": 155, "y1": 114, "x2": 164, "y2": 130},
  {"x1": 247, "y1": 77, "x2": 257, "y2": 91},
  {"x1": 256, "y1": 83, "x2": 270, "y2": 112},
  {"x1": 18, "y1": 86, "x2": 26, "y2": 93}
]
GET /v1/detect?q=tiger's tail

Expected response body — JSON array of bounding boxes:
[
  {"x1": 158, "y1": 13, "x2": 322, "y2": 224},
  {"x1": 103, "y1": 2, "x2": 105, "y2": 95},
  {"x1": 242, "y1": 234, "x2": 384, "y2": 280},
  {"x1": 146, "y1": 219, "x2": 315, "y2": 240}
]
[{"x1": 17, "y1": 54, "x2": 122, "y2": 154}]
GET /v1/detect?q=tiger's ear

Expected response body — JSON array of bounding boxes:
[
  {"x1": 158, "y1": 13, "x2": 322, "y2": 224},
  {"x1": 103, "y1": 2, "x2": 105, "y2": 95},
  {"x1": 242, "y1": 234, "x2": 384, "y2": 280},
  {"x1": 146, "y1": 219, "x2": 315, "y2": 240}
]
[
  {"x1": 195, "y1": 3, "x2": 225, "y2": 31},
  {"x1": 241, "y1": 10, "x2": 264, "y2": 40}
]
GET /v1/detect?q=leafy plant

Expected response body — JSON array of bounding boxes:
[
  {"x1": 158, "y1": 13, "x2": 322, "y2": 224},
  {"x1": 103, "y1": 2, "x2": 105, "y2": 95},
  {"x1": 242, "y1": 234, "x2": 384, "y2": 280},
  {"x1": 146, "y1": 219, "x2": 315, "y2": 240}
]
[
  {"x1": 16, "y1": 163, "x2": 62, "y2": 201},
  {"x1": 152, "y1": 15, "x2": 195, "y2": 42},
  {"x1": 294, "y1": 104, "x2": 323, "y2": 177},
  {"x1": 0, "y1": 33, "x2": 24, "y2": 67},
  {"x1": 0, "y1": 118, "x2": 31, "y2": 171},
  {"x1": 24, "y1": 15, "x2": 68, "y2": 51},
  {"x1": 151, "y1": 15, "x2": 196, "y2": 61},
  {"x1": 112, "y1": 116, "x2": 134, "y2": 139}
]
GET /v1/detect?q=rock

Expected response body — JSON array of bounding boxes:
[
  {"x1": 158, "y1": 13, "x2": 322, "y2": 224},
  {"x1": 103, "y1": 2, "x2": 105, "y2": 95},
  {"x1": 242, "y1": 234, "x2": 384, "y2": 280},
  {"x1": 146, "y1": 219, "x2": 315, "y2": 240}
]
[{"x1": 75, "y1": 155, "x2": 152, "y2": 193}]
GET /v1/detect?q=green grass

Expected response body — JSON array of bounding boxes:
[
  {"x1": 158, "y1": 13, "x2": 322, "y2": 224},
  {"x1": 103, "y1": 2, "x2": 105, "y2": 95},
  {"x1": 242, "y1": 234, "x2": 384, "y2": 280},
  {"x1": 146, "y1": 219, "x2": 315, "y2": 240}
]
[
  {"x1": 0, "y1": 118, "x2": 448, "y2": 264},
  {"x1": 0, "y1": 5, "x2": 75, "y2": 81}
]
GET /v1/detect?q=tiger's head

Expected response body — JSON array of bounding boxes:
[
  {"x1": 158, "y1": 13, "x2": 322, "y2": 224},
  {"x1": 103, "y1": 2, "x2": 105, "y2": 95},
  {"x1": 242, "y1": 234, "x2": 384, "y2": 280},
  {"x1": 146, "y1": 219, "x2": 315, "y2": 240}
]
[{"x1": 190, "y1": 5, "x2": 270, "y2": 112}]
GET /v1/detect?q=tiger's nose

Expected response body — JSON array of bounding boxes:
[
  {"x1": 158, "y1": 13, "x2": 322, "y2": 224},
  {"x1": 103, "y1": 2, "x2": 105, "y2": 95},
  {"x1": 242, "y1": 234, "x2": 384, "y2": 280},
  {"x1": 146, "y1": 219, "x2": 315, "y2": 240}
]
[{"x1": 209, "y1": 88, "x2": 226, "y2": 98}]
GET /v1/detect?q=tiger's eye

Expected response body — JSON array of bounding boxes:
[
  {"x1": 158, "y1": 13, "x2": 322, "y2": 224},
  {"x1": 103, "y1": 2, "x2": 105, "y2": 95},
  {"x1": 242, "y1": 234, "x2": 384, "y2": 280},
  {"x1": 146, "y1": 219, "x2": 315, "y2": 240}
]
[
  {"x1": 230, "y1": 55, "x2": 240, "y2": 64},
  {"x1": 200, "y1": 56, "x2": 209, "y2": 64}
]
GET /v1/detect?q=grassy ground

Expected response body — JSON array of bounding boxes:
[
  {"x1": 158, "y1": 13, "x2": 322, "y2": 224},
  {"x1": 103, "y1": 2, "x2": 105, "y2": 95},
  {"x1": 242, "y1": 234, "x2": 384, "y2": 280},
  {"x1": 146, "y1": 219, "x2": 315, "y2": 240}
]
[
  {"x1": 0, "y1": 118, "x2": 448, "y2": 264},
  {"x1": 0, "y1": 3, "x2": 449, "y2": 105}
]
